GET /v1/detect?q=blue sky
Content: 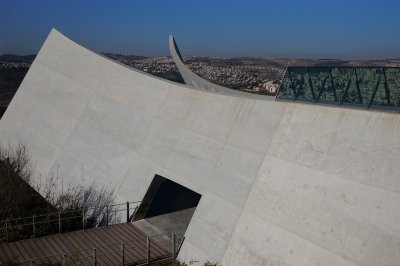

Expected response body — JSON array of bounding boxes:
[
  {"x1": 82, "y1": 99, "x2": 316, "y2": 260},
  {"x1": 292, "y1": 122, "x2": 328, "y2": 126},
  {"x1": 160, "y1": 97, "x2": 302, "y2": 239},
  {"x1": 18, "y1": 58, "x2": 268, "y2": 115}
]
[{"x1": 1, "y1": 0, "x2": 399, "y2": 59}]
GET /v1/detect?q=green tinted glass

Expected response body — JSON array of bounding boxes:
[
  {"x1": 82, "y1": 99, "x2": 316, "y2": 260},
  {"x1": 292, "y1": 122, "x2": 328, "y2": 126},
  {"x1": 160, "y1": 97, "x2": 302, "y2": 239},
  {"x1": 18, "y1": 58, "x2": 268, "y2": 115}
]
[{"x1": 277, "y1": 67, "x2": 400, "y2": 112}]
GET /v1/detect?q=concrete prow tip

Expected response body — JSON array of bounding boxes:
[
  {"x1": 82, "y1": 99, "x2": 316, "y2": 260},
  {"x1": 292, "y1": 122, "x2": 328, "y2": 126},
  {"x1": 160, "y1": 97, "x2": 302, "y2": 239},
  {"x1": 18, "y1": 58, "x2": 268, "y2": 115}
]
[
  {"x1": 168, "y1": 35, "x2": 270, "y2": 99},
  {"x1": 49, "y1": 28, "x2": 63, "y2": 36},
  {"x1": 169, "y1": 35, "x2": 184, "y2": 62}
]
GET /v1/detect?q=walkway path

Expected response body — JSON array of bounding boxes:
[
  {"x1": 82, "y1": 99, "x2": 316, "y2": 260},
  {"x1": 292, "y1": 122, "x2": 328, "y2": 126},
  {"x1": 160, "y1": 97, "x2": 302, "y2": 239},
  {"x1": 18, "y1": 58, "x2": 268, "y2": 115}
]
[{"x1": 0, "y1": 223, "x2": 173, "y2": 265}]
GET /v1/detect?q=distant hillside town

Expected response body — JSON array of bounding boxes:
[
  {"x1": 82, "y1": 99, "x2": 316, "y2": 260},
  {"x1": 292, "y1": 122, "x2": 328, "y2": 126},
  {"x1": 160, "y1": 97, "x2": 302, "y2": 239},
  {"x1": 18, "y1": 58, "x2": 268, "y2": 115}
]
[
  {"x1": 103, "y1": 53, "x2": 285, "y2": 95},
  {"x1": 1, "y1": 54, "x2": 400, "y2": 116},
  {"x1": 1, "y1": 53, "x2": 286, "y2": 96}
]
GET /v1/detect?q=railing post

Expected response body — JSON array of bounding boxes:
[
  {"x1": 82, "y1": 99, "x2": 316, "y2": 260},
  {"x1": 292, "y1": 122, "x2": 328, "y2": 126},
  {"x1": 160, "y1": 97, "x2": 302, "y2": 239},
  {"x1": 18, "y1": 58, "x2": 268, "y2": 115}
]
[
  {"x1": 126, "y1": 202, "x2": 129, "y2": 223},
  {"x1": 58, "y1": 211, "x2": 62, "y2": 234},
  {"x1": 171, "y1": 233, "x2": 176, "y2": 259},
  {"x1": 32, "y1": 215, "x2": 36, "y2": 237},
  {"x1": 93, "y1": 248, "x2": 97, "y2": 266},
  {"x1": 106, "y1": 205, "x2": 109, "y2": 226},
  {"x1": 5, "y1": 219, "x2": 8, "y2": 242},
  {"x1": 82, "y1": 209, "x2": 85, "y2": 230},
  {"x1": 121, "y1": 243, "x2": 125, "y2": 266},
  {"x1": 146, "y1": 237, "x2": 150, "y2": 264}
]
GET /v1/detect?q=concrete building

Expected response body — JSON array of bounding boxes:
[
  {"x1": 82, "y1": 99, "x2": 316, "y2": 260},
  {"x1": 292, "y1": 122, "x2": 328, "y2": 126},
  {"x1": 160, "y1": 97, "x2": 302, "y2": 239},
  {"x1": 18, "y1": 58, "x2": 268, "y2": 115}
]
[{"x1": 0, "y1": 29, "x2": 399, "y2": 265}]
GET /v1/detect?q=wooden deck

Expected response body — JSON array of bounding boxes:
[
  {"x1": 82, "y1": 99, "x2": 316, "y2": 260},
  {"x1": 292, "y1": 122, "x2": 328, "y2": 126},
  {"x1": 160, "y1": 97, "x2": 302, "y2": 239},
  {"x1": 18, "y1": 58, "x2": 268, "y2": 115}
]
[{"x1": 0, "y1": 223, "x2": 173, "y2": 265}]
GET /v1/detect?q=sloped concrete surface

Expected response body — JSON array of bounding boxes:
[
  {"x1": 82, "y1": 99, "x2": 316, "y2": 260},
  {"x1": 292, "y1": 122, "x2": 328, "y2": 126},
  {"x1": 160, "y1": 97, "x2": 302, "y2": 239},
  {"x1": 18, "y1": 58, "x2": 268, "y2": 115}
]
[{"x1": 0, "y1": 29, "x2": 399, "y2": 265}]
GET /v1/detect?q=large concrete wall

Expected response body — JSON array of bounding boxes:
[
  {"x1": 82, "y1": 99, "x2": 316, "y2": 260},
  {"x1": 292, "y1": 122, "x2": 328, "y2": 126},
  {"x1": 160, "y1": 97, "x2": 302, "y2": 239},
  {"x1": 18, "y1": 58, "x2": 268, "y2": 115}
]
[{"x1": 0, "y1": 29, "x2": 399, "y2": 266}]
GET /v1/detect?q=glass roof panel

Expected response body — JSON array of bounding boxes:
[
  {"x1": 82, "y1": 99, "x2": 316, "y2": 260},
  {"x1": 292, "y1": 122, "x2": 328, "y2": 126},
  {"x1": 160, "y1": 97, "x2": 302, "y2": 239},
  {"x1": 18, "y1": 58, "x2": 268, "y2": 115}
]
[{"x1": 277, "y1": 67, "x2": 400, "y2": 112}]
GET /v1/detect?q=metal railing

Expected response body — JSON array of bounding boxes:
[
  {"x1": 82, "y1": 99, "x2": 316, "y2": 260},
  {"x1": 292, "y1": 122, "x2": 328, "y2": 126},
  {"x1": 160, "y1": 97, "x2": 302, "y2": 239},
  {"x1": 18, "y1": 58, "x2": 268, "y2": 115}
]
[
  {"x1": 0, "y1": 201, "x2": 141, "y2": 242},
  {"x1": 18, "y1": 232, "x2": 184, "y2": 266}
]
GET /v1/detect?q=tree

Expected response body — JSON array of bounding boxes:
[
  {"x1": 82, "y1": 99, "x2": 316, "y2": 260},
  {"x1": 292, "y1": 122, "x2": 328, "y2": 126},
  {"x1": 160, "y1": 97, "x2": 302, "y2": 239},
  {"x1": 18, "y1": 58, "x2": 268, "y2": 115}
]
[{"x1": 0, "y1": 143, "x2": 118, "y2": 241}]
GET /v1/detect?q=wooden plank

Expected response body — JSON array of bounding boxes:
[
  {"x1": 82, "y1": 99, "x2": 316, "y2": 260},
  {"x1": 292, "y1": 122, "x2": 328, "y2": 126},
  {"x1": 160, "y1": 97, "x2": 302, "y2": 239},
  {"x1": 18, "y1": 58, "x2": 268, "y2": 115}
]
[
  {"x1": 118, "y1": 223, "x2": 167, "y2": 257},
  {"x1": 26, "y1": 238, "x2": 60, "y2": 265},
  {"x1": 0, "y1": 243, "x2": 17, "y2": 262},
  {"x1": 8, "y1": 241, "x2": 31, "y2": 261},
  {"x1": 86, "y1": 225, "x2": 135, "y2": 264},
  {"x1": 64, "y1": 231, "x2": 89, "y2": 250},
  {"x1": 120, "y1": 224, "x2": 168, "y2": 260},
  {"x1": 116, "y1": 225, "x2": 150, "y2": 260},
  {"x1": 24, "y1": 238, "x2": 48, "y2": 259},
  {"x1": 94, "y1": 247, "x2": 120, "y2": 266},
  {"x1": 68, "y1": 230, "x2": 112, "y2": 265},
  {"x1": 76, "y1": 228, "x2": 108, "y2": 247},
  {"x1": 123, "y1": 224, "x2": 154, "y2": 256},
  {"x1": 20, "y1": 239, "x2": 45, "y2": 260},
  {"x1": 83, "y1": 228, "x2": 123, "y2": 264},
  {"x1": 52, "y1": 234, "x2": 72, "y2": 252},
  {"x1": 0, "y1": 222, "x2": 172, "y2": 265},
  {"x1": 99, "y1": 226, "x2": 142, "y2": 265},
  {"x1": 37, "y1": 237, "x2": 66, "y2": 265},
  {"x1": 98, "y1": 228, "x2": 121, "y2": 242},
  {"x1": 107, "y1": 224, "x2": 149, "y2": 261},
  {"x1": 19, "y1": 239, "x2": 38, "y2": 259},
  {"x1": 105, "y1": 224, "x2": 147, "y2": 263},
  {"x1": 113, "y1": 224, "x2": 144, "y2": 243},
  {"x1": 61, "y1": 232, "x2": 96, "y2": 263},
  {"x1": 37, "y1": 237, "x2": 63, "y2": 258}
]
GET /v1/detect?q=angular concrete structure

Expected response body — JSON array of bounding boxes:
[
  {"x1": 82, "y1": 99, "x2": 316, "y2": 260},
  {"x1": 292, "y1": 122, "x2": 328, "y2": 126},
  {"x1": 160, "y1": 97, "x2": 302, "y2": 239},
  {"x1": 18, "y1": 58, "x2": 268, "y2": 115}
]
[{"x1": 1, "y1": 29, "x2": 400, "y2": 265}]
